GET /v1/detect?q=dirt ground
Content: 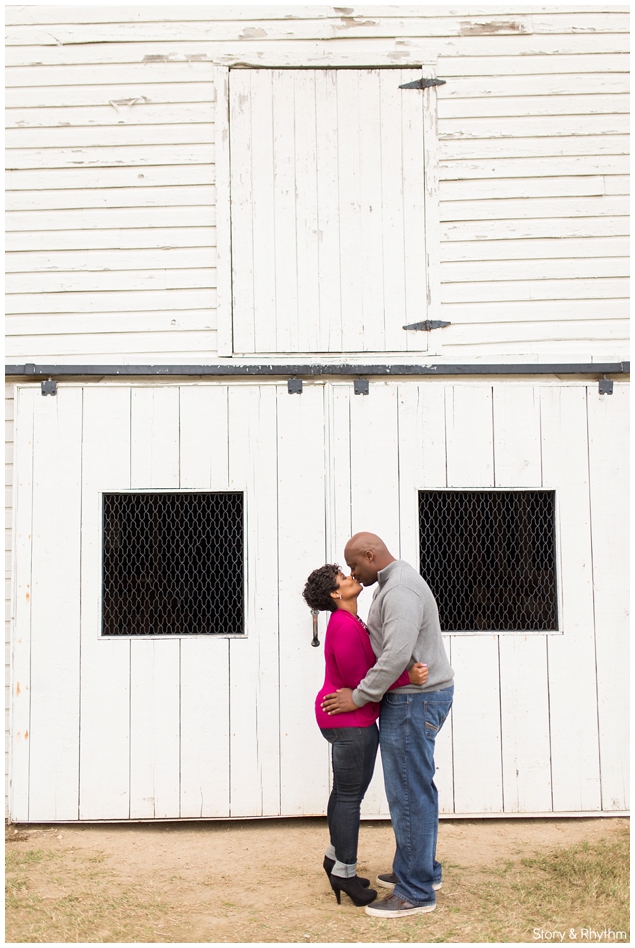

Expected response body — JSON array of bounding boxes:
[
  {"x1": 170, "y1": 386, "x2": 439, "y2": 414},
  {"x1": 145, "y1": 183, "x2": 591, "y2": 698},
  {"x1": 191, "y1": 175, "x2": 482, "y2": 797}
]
[{"x1": 6, "y1": 816, "x2": 629, "y2": 943}]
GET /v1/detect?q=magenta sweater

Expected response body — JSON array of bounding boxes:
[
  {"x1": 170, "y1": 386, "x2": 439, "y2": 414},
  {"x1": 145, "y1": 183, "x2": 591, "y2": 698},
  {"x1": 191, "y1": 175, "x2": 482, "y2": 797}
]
[{"x1": 315, "y1": 609, "x2": 410, "y2": 729}]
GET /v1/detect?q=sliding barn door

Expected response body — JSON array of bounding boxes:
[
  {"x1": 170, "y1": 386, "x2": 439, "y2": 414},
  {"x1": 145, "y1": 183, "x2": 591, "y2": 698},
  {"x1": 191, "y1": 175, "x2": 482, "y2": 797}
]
[{"x1": 229, "y1": 69, "x2": 430, "y2": 355}]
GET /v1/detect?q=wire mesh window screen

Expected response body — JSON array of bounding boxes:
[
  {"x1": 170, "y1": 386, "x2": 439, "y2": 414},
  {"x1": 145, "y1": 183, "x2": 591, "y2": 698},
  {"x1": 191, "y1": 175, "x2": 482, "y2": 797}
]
[
  {"x1": 102, "y1": 492, "x2": 244, "y2": 636},
  {"x1": 419, "y1": 490, "x2": 558, "y2": 632}
]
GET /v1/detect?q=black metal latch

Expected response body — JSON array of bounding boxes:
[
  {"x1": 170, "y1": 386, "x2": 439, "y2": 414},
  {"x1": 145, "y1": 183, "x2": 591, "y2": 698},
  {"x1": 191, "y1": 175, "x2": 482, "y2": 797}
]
[
  {"x1": 399, "y1": 78, "x2": 446, "y2": 89},
  {"x1": 403, "y1": 320, "x2": 451, "y2": 331}
]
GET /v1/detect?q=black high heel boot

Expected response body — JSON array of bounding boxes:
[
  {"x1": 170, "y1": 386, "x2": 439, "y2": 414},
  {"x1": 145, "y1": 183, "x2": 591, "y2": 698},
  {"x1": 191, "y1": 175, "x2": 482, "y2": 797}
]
[
  {"x1": 323, "y1": 856, "x2": 370, "y2": 887},
  {"x1": 329, "y1": 874, "x2": 377, "y2": 907}
]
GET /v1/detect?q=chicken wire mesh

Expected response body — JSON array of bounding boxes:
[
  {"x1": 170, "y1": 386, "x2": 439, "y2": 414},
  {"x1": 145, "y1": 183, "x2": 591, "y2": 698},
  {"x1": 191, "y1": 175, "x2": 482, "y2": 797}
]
[
  {"x1": 102, "y1": 492, "x2": 244, "y2": 636},
  {"x1": 419, "y1": 490, "x2": 557, "y2": 632}
]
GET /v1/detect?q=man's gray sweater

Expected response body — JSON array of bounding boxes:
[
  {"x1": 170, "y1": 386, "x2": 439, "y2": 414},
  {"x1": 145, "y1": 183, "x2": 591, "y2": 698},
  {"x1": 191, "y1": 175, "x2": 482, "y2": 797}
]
[{"x1": 352, "y1": 559, "x2": 454, "y2": 707}]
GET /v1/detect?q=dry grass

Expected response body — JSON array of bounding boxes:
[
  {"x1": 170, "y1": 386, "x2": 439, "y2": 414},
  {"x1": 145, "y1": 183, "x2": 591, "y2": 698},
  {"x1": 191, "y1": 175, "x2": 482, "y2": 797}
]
[
  {"x1": 5, "y1": 821, "x2": 629, "y2": 943},
  {"x1": 6, "y1": 847, "x2": 175, "y2": 943}
]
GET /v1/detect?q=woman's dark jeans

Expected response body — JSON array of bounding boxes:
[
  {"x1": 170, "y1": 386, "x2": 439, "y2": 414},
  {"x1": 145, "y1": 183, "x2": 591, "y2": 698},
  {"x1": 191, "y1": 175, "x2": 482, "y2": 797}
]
[{"x1": 320, "y1": 724, "x2": 379, "y2": 875}]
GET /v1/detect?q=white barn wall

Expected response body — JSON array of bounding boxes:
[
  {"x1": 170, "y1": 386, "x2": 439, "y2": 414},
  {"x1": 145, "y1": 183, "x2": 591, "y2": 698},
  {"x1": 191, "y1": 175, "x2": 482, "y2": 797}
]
[
  {"x1": 5, "y1": 6, "x2": 629, "y2": 363},
  {"x1": 6, "y1": 378, "x2": 629, "y2": 821},
  {"x1": 4, "y1": 7, "x2": 630, "y2": 821},
  {"x1": 5, "y1": 385, "x2": 15, "y2": 815}
]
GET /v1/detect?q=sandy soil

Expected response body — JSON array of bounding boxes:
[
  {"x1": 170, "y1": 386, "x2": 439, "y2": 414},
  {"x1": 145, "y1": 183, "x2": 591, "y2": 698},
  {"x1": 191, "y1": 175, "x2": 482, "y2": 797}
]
[{"x1": 6, "y1": 816, "x2": 629, "y2": 943}]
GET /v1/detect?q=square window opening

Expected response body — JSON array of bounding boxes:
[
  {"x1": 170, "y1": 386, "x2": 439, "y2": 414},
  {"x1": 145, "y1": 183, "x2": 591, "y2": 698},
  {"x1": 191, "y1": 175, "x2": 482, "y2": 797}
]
[
  {"x1": 418, "y1": 490, "x2": 558, "y2": 633},
  {"x1": 102, "y1": 492, "x2": 244, "y2": 636}
]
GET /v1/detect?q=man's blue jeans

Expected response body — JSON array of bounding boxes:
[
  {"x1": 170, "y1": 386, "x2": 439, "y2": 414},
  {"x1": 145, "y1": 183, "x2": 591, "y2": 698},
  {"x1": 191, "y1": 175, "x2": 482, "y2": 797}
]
[{"x1": 379, "y1": 686, "x2": 454, "y2": 906}]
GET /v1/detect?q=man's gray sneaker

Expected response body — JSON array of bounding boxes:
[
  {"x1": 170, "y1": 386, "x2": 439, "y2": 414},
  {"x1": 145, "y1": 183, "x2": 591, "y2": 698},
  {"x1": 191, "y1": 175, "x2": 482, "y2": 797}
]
[
  {"x1": 365, "y1": 893, "x2": 436, "y2": 917},
  {"x1": 376, "y1": 872, "x2": 441, "y2": 892}
]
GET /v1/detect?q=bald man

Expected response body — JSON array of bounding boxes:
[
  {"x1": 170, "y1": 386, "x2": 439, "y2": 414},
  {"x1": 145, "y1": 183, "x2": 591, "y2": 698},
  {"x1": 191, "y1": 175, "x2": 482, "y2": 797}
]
[{"x1": 321, "y1": 533, "x2": 454, "y2": 918}]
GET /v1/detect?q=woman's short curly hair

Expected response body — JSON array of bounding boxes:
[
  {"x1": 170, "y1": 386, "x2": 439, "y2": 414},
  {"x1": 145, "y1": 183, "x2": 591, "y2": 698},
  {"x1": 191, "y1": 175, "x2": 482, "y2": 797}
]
[{"x1": 302, "y1": 563, "x2": 341, "y2": 613}]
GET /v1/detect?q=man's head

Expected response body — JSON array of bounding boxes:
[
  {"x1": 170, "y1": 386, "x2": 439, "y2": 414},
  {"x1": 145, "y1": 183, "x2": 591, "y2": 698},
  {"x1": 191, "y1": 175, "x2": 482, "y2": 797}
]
[{"x1": 344, "y1": 532, "x2": 396, "y2": 587}]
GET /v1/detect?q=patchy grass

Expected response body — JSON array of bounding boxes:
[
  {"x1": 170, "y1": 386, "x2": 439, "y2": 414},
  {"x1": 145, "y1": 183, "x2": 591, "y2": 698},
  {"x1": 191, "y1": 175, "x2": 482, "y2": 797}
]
[
  {"x1": 5, "y1": 822, "x2": 629, "y2": 943},
  {"x1": 6, "y1": 847, "x2": 184, "y2": 943}
]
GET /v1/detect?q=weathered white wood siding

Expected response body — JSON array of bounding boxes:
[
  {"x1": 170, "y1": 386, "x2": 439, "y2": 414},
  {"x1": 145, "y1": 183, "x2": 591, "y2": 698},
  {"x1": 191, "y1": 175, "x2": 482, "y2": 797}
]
[
  {"x1": 5, "y1": 6, "x2": 629, "y2": 363},
  {"x1": 8, "y1": 378, "x2": 629, "y2": 821},
  {"x1": 5, "y1": 385, "x2": 15, "y2": 815}
]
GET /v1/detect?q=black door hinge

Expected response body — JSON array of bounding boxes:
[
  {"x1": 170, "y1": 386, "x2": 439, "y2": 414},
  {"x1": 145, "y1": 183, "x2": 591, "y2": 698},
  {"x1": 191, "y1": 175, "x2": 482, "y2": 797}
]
[
  {"x1": 41, "y1": 379, "x2": 57, "y2": 396},
  {"x1": 403, "y1": 320, "x2": 451, "y2": 331},
  {"x1": 399, "y1": 78, "x2": 446, "y2": 90}
]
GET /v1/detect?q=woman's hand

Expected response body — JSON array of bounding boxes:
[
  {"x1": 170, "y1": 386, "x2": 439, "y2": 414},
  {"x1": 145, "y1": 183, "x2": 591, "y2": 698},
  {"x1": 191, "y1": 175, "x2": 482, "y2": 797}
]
[{"x1": 408, "y1": 662, "x2": 428, "y2": 686}]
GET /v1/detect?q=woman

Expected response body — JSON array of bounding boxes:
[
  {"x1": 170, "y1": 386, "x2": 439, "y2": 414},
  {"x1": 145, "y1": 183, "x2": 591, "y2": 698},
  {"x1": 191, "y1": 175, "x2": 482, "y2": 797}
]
[{"x1": 303, "y1": 563, "x2": 428, "y2": 907}]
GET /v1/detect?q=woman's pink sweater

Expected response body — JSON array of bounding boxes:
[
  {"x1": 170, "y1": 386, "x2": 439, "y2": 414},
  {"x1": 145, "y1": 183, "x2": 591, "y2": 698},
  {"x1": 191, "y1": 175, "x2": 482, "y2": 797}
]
[{"x1": 315, "y1": 609, "x2": 410, "y2": 729}]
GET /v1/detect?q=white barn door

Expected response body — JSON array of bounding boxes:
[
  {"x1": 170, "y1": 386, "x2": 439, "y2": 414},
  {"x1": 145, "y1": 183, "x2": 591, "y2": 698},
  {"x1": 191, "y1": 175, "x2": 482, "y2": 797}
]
[{"x1": 229, "y1": 69, "x2": 430, "y2": 355}]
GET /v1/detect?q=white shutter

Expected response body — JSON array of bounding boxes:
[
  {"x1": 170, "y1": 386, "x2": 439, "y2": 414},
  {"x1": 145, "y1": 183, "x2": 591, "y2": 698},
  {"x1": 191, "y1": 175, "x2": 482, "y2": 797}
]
[{"x1": 229, "y1": 68, "x2": 430, "y2": 355}]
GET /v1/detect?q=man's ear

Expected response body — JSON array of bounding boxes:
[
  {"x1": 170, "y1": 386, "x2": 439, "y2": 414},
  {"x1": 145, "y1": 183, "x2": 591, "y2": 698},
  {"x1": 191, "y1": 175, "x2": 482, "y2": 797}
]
[{"x1": 365, "y1": 549, "x2": 374, "y2": 562}]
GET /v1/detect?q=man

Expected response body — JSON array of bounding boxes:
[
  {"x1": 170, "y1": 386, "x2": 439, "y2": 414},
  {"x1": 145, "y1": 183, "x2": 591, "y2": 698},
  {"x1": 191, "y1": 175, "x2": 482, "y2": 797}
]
[{"x1": 321, "y1": 532, "x2": 454, "y2": 918}]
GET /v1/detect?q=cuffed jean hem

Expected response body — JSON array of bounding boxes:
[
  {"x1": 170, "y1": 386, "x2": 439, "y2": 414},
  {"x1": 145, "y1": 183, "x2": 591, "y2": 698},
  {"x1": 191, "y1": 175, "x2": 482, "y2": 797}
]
[
  {"x1": 393, "y1": 888, "x2": 436, "y2": 908},
  {"x1": 331, "y1": 860, "x2": 357, "y2": 879}
]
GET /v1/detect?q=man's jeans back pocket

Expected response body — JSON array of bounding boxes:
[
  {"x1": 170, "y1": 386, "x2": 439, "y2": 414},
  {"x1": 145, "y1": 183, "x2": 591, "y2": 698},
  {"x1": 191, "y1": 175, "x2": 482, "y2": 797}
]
[{"x1": 424, "y1": 700, "x2": 452, "y2": 740}]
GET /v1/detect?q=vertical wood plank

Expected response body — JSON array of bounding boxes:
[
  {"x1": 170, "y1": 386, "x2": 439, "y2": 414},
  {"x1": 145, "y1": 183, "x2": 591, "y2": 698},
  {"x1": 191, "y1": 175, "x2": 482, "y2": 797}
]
[
  {"x1": 350, "y1": 383, "x2": 400, "y2": 566},
  {"x1": 357, "y1": 69, "x2": 385, "y2": 352},
  {"x1": 28, "y1": 387, "x2": 82, "y2": 820},
  {"x1": 493, "y1": 385, "x2": 541, "y2": 487},
  {"x1": 213, "y1": 66, "x2": 233, "y2": 357},
  {"x1": 541, "y1": 385, "x2": 601, "y2": 812},
  {"x1": 499, "y1": 635, "x2": 552, "y2": 812},
  {"x1": 272, "y1": 70, "x2": 299, "y2": 354},
  {"x1": 294, "y1": 71, "x2": 321, "y2": 354},
  {"x1": 130, "y1": 638, "x2": 180, "y2": 819},
  {"x1": 435, "y1": 636, "x2": 454, "y2": 814},
  {"x1": 180, "y1": 637, "x2": 229, "y2": 817},
  {"x1": 179, "y1": 385, "x2": 228, "y2": 491},
  {"x1": 251, "y1": 71, "x2": 278, "y2": 355},
  {"x1": 314, "y1": 70, "x2": 342, "y2": 353},
  {"x1": 325, "y1": 383, "x2": 352, "y2": 566},
  {"x1": 129, "y1": 386, "x2": 181, "y2": 819},
  {"x1": 130, "y1": 387, "x2": 179, "y2": 488},
  {"x1": 421, "y1": 62, "x2": 442, "y2": 348},
  {"x1": 10, "y1": 386, "x2": 35, "y2": 821},
  {"x1": 380, "y1": 69, "x2": 408, "y2": 353},
  {"x1": 277, "y1": 383, "x2": 330, "y2": 815},
  {"x1": 446, "y1": 380, "x2": 502, "y2": 812},
  {"x1": 337, "y1": 70, "x2": 364, "y2": 354},
  {"x1": 397, "y1": 382, "x2": 454, "y2": 812},
  {"x1": 179, "y1": 384, "x2": 230, "y2": 818},
  {"x1": 403, "y1": 66, "x2": 429, "y2": 351},
  {"x1": 228, "y1": 385, "x2": 280, "y2": 816},
  {"x1": 397, "y1": 382, "x2": 447, "y2": 566},
  {"x1": 586, "y1": 383, "x2": 629, "y2": 810},
  {"x1": 229, "y1": 69, "x2": 255, "y2": 354},
  {"x1": 349, "y1": 382, "x2": 399, "y2": 816},
  {"x1": 445, "y1": 385, "x2": 494, "y2": 487},
  {"x1": 451, "y1": 635, "x2": 503, "y2": 813},
  {"x1": 79, "y1": 386, "x2": 131, "y2": 820},
  {"x1": 493, "y1": 383, "x2": 552, "y2": 812}
]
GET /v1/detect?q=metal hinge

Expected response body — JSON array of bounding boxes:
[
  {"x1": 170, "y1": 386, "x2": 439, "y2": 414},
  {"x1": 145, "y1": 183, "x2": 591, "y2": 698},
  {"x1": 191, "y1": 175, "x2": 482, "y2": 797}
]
[
  {"x1": 41, "y1": 379, "x2": 57, "y2": 396},
  {"x1": 403, "y1": 320, "x2": 451, "y2": 331},
  {"x1": 399, "y1": 78, "x2": 446, "y2": 90}
]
